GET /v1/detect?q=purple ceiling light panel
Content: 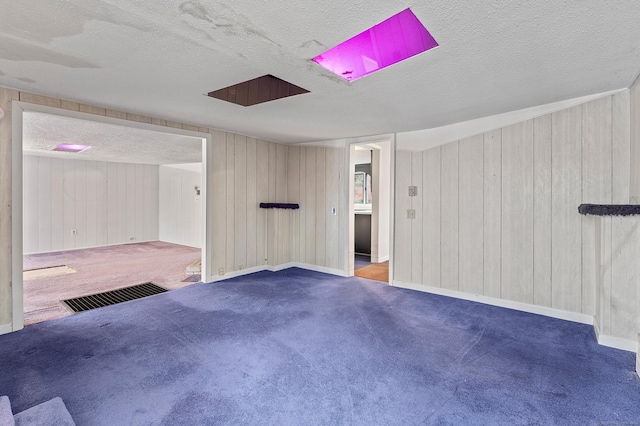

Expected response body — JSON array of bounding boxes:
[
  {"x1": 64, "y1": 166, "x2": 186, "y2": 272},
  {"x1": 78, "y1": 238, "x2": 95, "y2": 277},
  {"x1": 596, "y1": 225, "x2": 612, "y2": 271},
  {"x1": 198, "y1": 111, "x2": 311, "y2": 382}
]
[
  {"x1": 53, "y1": 144, "x2": 90, "y2": 153},
  {"x1": 312, "y1": 8, "x2": 438, "y2": 82}
]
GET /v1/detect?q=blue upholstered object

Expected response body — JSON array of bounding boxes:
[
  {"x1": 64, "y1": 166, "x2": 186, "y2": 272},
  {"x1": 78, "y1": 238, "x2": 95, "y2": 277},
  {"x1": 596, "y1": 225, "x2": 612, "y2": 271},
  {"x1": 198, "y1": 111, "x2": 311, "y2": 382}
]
[
  {"x1": 578, "y1": 203, "x2": 640, "y2": 216},
  {"x1": 0, "y1": 268, "x2": 639, "y2": 425}
]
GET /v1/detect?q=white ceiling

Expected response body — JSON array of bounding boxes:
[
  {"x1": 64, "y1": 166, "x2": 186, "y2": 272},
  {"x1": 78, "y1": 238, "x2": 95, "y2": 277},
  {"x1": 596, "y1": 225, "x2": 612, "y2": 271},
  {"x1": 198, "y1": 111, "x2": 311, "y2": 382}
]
[
  {"x1": 23, "y1": 112, "x2": 202, "y2": 164},
  {"x1": 2, "y1": 1, "x2": 640, "y2": 144}
]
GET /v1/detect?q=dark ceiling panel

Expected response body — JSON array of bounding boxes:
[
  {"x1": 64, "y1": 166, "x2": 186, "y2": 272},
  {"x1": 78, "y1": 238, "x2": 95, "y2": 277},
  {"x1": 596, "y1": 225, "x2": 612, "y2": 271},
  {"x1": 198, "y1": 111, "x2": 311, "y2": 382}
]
[{"x1": 208, "y1": 75, "x2": 310, "y2": 107}]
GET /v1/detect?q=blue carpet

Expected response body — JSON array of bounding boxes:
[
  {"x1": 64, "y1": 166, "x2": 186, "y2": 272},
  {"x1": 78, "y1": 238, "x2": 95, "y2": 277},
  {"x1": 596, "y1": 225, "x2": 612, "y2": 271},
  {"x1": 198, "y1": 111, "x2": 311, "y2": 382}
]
[
  {"x1": 354, "y1": 255, "x2": 371, "y2": 270},
  {"x1": 0, "y1": 268, "x2": 638, "y2": 425}
]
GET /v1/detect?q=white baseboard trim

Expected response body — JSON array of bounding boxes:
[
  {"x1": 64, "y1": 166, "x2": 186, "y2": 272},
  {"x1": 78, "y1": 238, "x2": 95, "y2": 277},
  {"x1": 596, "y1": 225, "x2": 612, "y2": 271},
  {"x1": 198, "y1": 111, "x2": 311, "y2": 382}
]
[
  {"x1": 394, "y1": 280, "x2": 639, "y2": 353},
  {"x1": 289, "y1": 262, "x2": 349, "y2": 277},
  {"x1": 594, "y1": 322, "x2": 638, "y2": 353},
  {"x1": 207, "y1": 262, "x2": 347, "y2": 282},
  {"x1": 393, "y1": 280, "x2": 593, "y2": 324}
]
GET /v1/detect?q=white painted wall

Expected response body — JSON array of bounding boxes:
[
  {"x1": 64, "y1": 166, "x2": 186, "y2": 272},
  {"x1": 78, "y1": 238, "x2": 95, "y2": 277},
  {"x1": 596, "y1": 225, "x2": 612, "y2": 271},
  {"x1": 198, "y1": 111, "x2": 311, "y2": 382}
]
[
  {"x1": 394, "y1": 91, "x2": 636, "y2": 345},
  {"x1": 159, "y1": 164, "x2": 202, "y2": 248},
  {"x1": 371, "y1": 142, "x2": 390, "y2": 263},
  {"x1": 23, "y1": 155, "x2": 159, "y2": 254}
]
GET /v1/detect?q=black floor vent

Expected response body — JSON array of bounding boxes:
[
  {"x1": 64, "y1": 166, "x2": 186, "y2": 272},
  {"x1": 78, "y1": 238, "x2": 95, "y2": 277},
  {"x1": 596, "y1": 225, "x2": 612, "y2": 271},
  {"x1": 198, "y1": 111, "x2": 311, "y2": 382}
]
[{"x1": 62, "y1": 282, "x2": 168, "y2": 313}]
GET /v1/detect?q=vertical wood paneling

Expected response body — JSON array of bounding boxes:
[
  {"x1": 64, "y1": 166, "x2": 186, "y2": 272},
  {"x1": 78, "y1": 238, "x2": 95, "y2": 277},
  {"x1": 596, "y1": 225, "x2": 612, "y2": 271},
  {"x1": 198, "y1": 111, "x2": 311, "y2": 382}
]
[
  {"x1": 225, "y1": 134, "x2": 236, "y2": 272},
  {"x1": 50, "y1": 159, "x2": 64, "y2": 250},
  {"x1": 256, "y1": 140, "x2": 269, "y2": 265},
  {"x1": 630, "y1": 79, "x2": 640, "y2": 202},
  {"x1": 325, "y1": 148, "x2": 340, "y2": 270},
  {"x1": 234, "y1": 136, "x2": 247, "y2": 270},
  {"x1": 75, "y1": 160, "x2": 87, "y2": 248},
  {"x1": 551, "y1": 105, "x2": 583, "y2": 312},
  {"x1": 394, "y1": 150, "x2": 412, "y2": 283},
  {"x1": 276, "y1": 143, "x2": 289, "y2": 264},
  {"x1": 24, "y1": 156, "x2": 159, "y2": 254},
  {"x1": 458, "y1": 135, "x2": 484, "y2": 294},
  {"x1": 422, "y1": 147, "x2": 441, "y2": 287},
  {"x1": 246, "y1": 138, "x2": 258, "y2": 268},
  {"x1": 126, "y1": 164, "x2": 136, "y2": 241},
  {"x1": 610, "y1": 218, "x2": 640, "y2": 340},
  {"x1": 315, "y1": 148, "x2": 327, "y2": 266},
  {"x1": 85, "y1": 160, "x2": 98, "y2": 247},
  {"x1": 305, "y1": 147, "x2": 317, "y2": 264},
  {"x1": 95, "y1": 162, "x2": 108, "y2": 246},
  {"x1": 267, "y1": 143, "x2": 277, "y2": 264},
  {"x1": 210, "y1": 130, "x2": 227, "y2": 274},
  {"x1": 483, "y1": 129, "x2": 502, "y2": 298},
  {"x1": 533, "y1": 115, "x2": 552, "y2": 307},
  {"x1": 63, "y1": 159, "x2": 76, "y2": 249},
  {"x1": 287, "y1": 146, "x2": 301, "y2": 262},
  {"x1": 501, "y1": 120, "x2": 534, "y2": 304},
  {"x1": 37, "y1": 157, "x2": 52, "y2": 251},
  {"x1": 410, "y1": 151, "x2": 423, "y2": 284},
  {"x1": 116, "y1": 163, "x2": 128, "y2": 243},
  {"x1": 440, "y1": 142, "x2": 459, "y2": 291},
  {"x1": 23, "y1": 156, "x2": 39, "y2": 253},
  {"x1": 298, "y1": 146, "x2": 306, "y2": 263},
  {"x1": 134, "y1": 165, "x2": 145, "y2": 242},
  {"x1": 0, "y1": 87, "x2": 18, "y2": 325},
  {"x1": 612, "y1": 90, "x2": 630, "y2": 204},
  {"x1": 142, "y1": 165, "x2": 157, "y2": 243},
  {"x1": 581, "y1": 96, "x2": 612, "y2": 315}
]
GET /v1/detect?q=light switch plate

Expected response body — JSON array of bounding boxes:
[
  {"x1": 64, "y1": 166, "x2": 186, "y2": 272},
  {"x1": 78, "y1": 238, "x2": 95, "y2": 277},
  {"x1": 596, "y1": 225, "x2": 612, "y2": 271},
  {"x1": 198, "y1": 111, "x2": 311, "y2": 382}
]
[{"x1": 409, "y1": 186, "x2": 418, "y2": 197}]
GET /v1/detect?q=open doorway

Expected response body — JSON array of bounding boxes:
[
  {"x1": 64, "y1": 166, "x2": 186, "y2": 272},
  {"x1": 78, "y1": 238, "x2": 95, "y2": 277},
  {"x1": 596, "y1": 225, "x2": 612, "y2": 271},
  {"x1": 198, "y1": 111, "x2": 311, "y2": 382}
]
[
  {"x1": 349, "y1": 140, "x2": 392, "y2": 282},
  {"x1": 13, "y1": 103, "x2": 211, "y2": 327}
]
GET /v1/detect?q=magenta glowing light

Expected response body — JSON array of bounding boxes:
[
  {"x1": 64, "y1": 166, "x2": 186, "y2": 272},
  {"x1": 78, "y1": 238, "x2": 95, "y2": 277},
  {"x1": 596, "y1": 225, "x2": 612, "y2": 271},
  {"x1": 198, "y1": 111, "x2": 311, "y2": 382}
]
[
  {"x1": 312, "y1": 8, "x2": 438, "y2": 82},
  {"x1": 53, "y1": 143, "x2": 91, "y2": 153}
]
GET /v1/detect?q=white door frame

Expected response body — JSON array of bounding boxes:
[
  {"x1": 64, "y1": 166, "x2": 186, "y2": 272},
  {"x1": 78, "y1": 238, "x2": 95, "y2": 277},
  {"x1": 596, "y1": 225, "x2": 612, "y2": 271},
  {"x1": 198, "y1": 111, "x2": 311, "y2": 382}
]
[
  {"x1": 11, "y1": 101, "x2": 212, "y2": 331},
  {"x1": 345, "y1": 134, "x2": 395, "y2": 282}
]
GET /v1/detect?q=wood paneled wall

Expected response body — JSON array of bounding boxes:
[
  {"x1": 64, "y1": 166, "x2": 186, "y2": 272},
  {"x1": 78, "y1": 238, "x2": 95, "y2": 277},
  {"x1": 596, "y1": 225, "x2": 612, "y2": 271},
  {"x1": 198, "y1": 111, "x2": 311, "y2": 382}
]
[
  {"x1": 209, "y1": 132, "x2": 291, "y2": 274},
  {"x1": 159, "y1": 165, "x2": 202, "y2": 248},
  {"x1": 394, "y1": 93, "x2": 630, "y2": 326},
  {"x1": 287, "y1": 145, "x2": 347, "y2": 272},
  {"x1": 23, "y1": 156, "x2": 159, "y2": 254}
]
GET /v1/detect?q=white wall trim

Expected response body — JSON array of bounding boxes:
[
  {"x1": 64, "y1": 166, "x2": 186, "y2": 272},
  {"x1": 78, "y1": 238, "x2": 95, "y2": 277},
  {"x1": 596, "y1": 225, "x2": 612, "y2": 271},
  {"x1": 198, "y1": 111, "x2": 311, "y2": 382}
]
[
  {"x1": 393, "y1": 280, "x2": 639, "y2": 353},
  {"x1": 207, "y1": 263, "x2": 349, "y2": 283},
  {"x1": 593, "y1": 321, "x2": 639, "y2": 353},
  {"x1": 396, "y1": 89, "x2": 625, "y2": 151},
  {"x1": 23, "y1": 239, "x2": 163, "y2": 256},
  {"x1": 393, "y1": 280, "x2": 593, "y2": 324},
  {"x1": 10, "y1": 101, "x2": 212, "y2": 333}
]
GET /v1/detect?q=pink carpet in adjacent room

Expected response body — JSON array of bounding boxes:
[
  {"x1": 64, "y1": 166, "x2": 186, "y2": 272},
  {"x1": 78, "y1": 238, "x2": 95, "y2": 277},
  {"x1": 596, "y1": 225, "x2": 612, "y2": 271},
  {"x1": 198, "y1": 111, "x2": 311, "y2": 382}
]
[{"x1": 22, "y1": 241, "x2": 201, "y2": 326}]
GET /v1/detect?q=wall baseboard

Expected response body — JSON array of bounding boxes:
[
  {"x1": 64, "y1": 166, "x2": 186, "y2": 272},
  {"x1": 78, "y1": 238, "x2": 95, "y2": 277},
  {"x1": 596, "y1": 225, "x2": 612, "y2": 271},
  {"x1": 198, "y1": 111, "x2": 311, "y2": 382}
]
[
  {"x1": 393, "y1": 280, "x2": 638, "y2": 354},
  {"x1": 24, "y1": 239, "x2": 161, "y2": 256},
  {"x1": 207, "y1": 262, "x2": 348, "y2": 282}
]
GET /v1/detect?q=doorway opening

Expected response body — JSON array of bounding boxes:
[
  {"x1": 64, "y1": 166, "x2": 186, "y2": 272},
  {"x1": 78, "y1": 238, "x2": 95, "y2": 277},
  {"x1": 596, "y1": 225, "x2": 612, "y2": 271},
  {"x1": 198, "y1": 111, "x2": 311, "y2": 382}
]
[
  {"x1": 349, "y1": 140, "x2": 392, "y2": 282},
  {"x1": 12, "y1": 102, "x2": 212, "y2": 328}
]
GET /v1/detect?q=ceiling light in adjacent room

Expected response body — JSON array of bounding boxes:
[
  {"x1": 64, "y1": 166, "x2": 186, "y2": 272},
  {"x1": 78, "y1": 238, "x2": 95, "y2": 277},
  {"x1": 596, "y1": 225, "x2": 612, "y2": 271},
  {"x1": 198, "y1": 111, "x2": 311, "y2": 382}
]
[
  {"x1": 53, "y1": 144, "x2": 91, "y2": 153},
  {"x1": 312, "y1": 8, "x2": 438, "y2": 82}
]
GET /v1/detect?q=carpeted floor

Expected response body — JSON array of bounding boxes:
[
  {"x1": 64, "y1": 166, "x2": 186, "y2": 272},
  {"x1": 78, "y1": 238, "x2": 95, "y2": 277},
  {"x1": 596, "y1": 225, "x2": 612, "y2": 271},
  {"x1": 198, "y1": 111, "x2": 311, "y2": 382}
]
[
  {"x1": 0, "y1": 268, "x2": 639, "y2": 425},
  {"x1": 354, "y1": 255, "x2": 371, "y2": 270},
  {"x1": 22, "y1": 241, "x2": 202, "y2": 325}
]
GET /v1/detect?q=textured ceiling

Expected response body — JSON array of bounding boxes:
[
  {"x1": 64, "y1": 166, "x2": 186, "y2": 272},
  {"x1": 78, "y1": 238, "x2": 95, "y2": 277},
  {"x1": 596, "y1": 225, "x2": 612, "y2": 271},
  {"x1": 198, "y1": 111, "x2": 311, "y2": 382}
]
[
  {"x1": 2, "y1": 1, "x2": 640, "y2": 144},
  {"x1": 23, "y1": 112, "x2": 202, "y2": 164}
]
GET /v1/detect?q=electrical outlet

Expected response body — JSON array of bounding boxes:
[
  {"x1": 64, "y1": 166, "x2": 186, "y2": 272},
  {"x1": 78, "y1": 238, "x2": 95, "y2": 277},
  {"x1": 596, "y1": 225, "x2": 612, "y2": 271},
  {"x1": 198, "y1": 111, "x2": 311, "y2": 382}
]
[
  {"x1": 218, "y1": 267, "x2": 224, "y2": 275},
  {"x1": 71, "y1": 230, "x2": 77, "y2": 236},
  {"x1": 407, "y1": 209, "x2": 416, "y2": 219},
  {"x1": 129, "y1": 237, "x2": 135, "y2": 241},
  {"x1": 238, "y1": 264, "x2": 244, "y2": 270},
  {"x1": 409, "y1": 186, "x2": 418, "y2": 197}
]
